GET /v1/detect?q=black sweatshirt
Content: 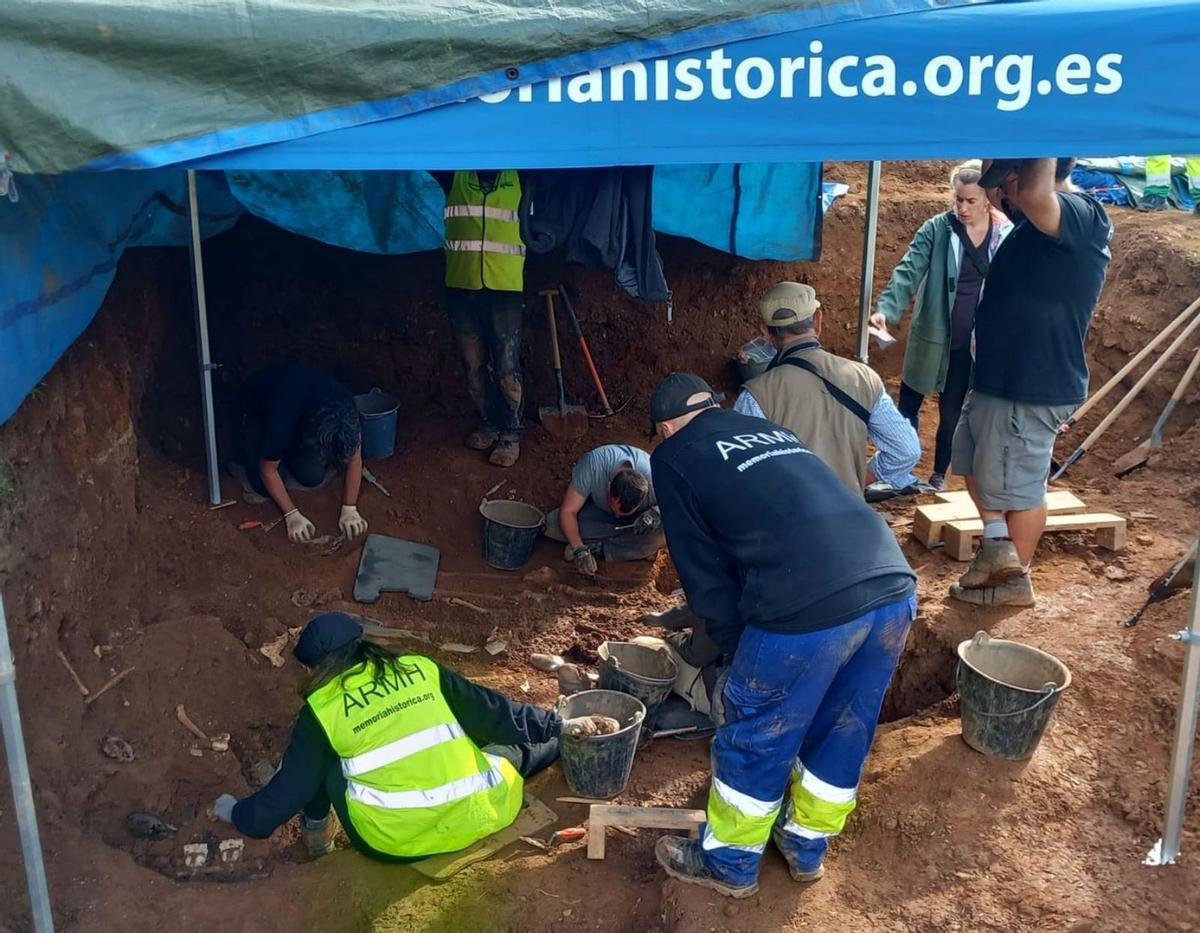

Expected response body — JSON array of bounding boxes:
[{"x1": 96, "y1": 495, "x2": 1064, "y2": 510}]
[
  {"x1": 651, "y1": 408, "x2": 915, "y2": 656},
  {"x1": 232, "y1": 662, "x2": 562, "y2": 839}
]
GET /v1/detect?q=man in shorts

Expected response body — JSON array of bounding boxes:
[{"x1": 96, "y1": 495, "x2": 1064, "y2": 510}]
[{"x1": 950, "y1": 157, "x2": 1112, "y2": 607}]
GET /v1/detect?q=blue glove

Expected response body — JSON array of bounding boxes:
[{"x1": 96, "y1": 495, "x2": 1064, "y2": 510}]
[{"x1": 213, "y1": 793, "x2": 237, "y2": 823}]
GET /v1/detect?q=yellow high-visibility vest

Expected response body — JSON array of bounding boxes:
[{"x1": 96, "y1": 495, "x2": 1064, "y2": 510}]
[
  {"x1": 444, "y1": 170, "x2": 525, "y2": 291},
  {"x1": 307, "y1": 655, "x2": 523, "y2": 857}
]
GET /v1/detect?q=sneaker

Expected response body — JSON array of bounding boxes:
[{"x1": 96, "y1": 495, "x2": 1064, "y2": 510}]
[
  {"x1": 654, "y1": 836, "x2": 759, "y2": 899},
  {"x1": 302, "y1": 813, "x2": 339, "y2": 857},
  {"x1": 770, "y1": 827, "x2": 827, "y2": 883},
  {"x1": 957, "y1": 537, "x2": 1023, "y2": 589},
  {"x1": 949, "y1": 574, "x2": 1036, "y2": 607},
  {"x1": 1139, "y1": 193, "x2": 1169, "y2": 212},
  {"x1": 928, "y1": 472, "x2": 947, "y2": 491},
  {"x1": 488, "y1": 440, "x2": 520, "y2": 467},
  {"x1": 465, "y1": 429, "x2": 499, "y2": 451}
]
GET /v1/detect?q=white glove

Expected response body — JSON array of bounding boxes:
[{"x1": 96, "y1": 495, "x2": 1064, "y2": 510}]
[
  {"x1": 284, "y1": 509, "x2": 316, "y2": 543},
  {"x1": 212, "y1": 793, "x2": 237, "y2": 823},
  {"x1": 562, "y1": 714, "x2": 620, "y2": 739},
  {"x1": 572, "y1": 546, "x2": 598, "y2": 577},
  {"x1": 868, "y1": 312, "x2": 888, "y2": 332},
  {"x1": 338, "y1": 504, "x2": 368, "y2": 539}
]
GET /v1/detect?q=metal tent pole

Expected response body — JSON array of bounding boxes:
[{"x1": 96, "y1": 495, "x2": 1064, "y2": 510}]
[
  {"x1": 0, "y1": 594, "x2": 55, "y2": 932},
  {"x1": 186, "y1": 170, "x2": 222, "y2": 506},
  {"x1": 855, "y1": 160, "x2": 882, "y2": 364},
  {"x1": 1146, "y1": 537, "x2": 1200, "y2": 866}
]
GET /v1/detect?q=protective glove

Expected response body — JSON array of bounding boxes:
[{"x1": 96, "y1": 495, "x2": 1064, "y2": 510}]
[
  {"x1": 212, "y1": 793, "x2": 238, "y2": 823},
  {"x1": 284, "y1": 509, "x2": 316, "y2": 543},
  {"x1": 632, "y1": 509, "x2": 662, "y2": 536},
  {"x1": 572, "y1": 545, "x2": 598, "y2": 577},
  {"x1": 562, "y1": 714, "x2": 621, "y2": 739},
  {"x1": 868, "y1": 311, "x2": 888, "y2": 332},
  {"x1": 338, "y1": 504, "x2": 368, "y2": 539}
]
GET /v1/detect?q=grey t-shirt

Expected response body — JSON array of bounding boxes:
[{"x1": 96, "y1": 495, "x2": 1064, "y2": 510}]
[{"x1": 570, "y1": 444, "x2": 656, "y2": 515}]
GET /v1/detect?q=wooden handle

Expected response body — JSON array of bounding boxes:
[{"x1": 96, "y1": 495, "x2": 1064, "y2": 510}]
[
  {"x1": 1170, "y1": 344, "x2": 1200, "y2": 403},
  {"x1": 1079, "y1": 310, "x2": 1200, "y2": 452},
  {"x1": 544, "y1": 292, "x2": 562, "y2": 371},
  {"x1": 1069, "y1": 296, "x2": 1200, "y2": 426}
]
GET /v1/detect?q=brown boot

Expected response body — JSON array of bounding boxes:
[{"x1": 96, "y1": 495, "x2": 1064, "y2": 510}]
[
  {"x1": 465, "y1": 429, "x2": 499, "y2": 451},
  {"x1": 958, "y1": 538, "x2": 1023, "y2": 589},
  {"x1": 489, "y1": 440, "x2": 520, "y2": 467},
  {"x1": 302, "y1": 813, "x2": 339, "y2": 857},
  {"x1": 949, "y1": 574, "x2": 1036, "y2": 607}
]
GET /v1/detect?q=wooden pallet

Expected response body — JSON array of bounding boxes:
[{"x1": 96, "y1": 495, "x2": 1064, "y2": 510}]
[
  {"x1": 943, "y1": 512, "x2": 1127, "y2": 561},
  {"x1": 913, "y1": 490, "x2": 1086, "y2": 548}
]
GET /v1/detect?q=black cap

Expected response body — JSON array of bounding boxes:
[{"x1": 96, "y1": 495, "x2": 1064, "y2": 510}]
[
  {"x1": 294, "y1": 612, "x2": 363, "y2": 667},
  {"x1": 978, "y1": 158, "x2": 1020, "y2": 188},
  {"x1": 649, "y1": 372, "x2": 724, "y2": 435}
]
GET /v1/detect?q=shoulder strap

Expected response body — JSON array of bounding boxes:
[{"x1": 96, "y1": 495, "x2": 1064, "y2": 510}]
[{"x1": 778, "y1": 356, "x2": 872, "y2": 426}]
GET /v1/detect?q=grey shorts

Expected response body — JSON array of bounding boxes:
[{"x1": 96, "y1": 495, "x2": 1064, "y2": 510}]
[{"x1": 950, "y1": 391, "x2": 1074, "y2": 511}]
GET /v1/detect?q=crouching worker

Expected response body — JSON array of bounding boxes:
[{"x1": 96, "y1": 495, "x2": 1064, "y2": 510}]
[
  {"x1": 234, "y1": 363, "x2": 368, "y2": 543},
  {"x1": 544, "y1": 444, "x2": 665, "y2": 576},
  {"x1": 210, "y1": 612, "x2": 609, "y2": 861},
  {"x1": 649, "y1": 373, "x2": 917, "y2": 898}
]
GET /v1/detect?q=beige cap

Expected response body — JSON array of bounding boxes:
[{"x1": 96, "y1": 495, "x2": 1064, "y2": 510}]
[{"x1": 759, "y1": 281, "x2": 820, "y2": 327}]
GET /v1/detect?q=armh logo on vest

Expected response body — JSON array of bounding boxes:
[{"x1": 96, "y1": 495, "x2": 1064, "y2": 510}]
[
  {"x1": 715, "y1": 429, "x2": 801, "y2": 461},
  {"x1": 342, "y1": 660, "x2": 429, "y2": 716}
]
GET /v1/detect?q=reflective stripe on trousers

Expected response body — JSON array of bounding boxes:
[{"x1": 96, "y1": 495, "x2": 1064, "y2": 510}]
[
  {"x1": 340, "y1": 722, "x2": 466, "y2": 778},
  {"x1": 347, "y1": 754, "x2": 507, "y2": 809},
  {"x1": 444, "y1": 239, "x2": 526, "y2": 255},
  {"x1": 778, "y1": 758, "x2": 858, "y2": 840},
  {"x1": 700, "y1": 775, "x2": 781, "y2": 854},
  {"x1": 444, "y1": 205, "x2": 520, "y2": 222}
]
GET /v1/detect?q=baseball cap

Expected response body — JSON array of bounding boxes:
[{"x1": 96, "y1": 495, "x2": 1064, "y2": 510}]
[
  {"x1": 649, "y1": 372, "x2": 724, "y2": 434},
  {"x1": 759, "y1": 282, "x2": 820, "y2": 327},
  {"x1": 978, "y1": 158, "x2": 1021, "y2": 188},
  {"x1": 294, "y1": 611, "x2": 363, "y2": 667}
]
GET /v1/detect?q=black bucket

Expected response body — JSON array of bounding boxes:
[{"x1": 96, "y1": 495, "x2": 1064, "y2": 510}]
[
  {"x1": 479, "y1": 499, "x2": 545, "y2": 571},
  {"x1": 558, "y1": 690, "x2": 646, "y2": 799},
  {"x1": 597, "y1": 641, "x2": 678, "y2": 715},
  {"x1": 956, "y1": 631, "x2": 1072, "y2": 760}
]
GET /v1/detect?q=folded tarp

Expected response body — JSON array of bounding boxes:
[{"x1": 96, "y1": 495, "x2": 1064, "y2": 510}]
[{"x1": 0, "y1": 172, "x2": 242, "y2": 423}]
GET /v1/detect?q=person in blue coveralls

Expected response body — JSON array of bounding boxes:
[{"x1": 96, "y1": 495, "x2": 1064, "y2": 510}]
[{"x1": 647, "y1": 372, "x2": 917, "y2": 898}]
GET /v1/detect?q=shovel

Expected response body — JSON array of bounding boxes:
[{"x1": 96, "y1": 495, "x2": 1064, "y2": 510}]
[
  {"x1": 537, "y1": 289, "x2": 588, "y2": 440},
  {"x1": 1113, "y1": 345, "x2": 1200, "y2": 476}
]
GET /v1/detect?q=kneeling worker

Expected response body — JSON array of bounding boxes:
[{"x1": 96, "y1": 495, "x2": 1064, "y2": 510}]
[
  {"x1": 211, "y1": 613, "x2": 613, "y2": 860},
  {"x1": 649, "y1": 373, "x2": 917, "y2": 898},
  {"x1": 544, "y1": 443, "x2": 665, "y2": 576},
  {"x1": 235, "y1": 363, "x2": 368, "y2": 543},
  {"x1": 735, "y1": 282, "x2": 920, "y2": 495}
]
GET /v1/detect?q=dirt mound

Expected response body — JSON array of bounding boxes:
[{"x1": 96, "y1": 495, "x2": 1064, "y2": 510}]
[{"x1": 2, "y1": 163, "x2": 1200, "y2": 932}]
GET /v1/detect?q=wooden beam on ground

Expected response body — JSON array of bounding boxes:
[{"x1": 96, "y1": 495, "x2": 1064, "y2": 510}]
[
  {"x1": 913, "y1": 490, "x2": 1086, "y2": 548},
  {"x1": 587, "y1": 805, "x2": 705, "y2": 860},
  {"x1": 943, "y1": 512, "x2": 1127, "y2": 561}
]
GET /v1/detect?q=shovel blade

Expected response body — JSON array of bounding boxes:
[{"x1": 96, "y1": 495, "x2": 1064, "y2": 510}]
[
  {"x1": 1112, "y1": 439, "x2": 1155, "y2": 477},
  {"x1": 539, "y1": 404, "x2": 588, "y2": 440}
]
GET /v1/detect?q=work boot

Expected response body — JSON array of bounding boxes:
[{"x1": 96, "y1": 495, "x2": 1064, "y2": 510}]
[
  {"x1": 1139, "y1": 193, "x2": 1169, "y2": 212},
  {"x1": 949, "y1": 574, "x2": 1036, "y2": 607},
  {"x1": 770, "y1": 827, "x2": 827, "y2": 884},
  {"x1": 489, "y1": 440, "x2": 520, "y2": 467},
  {"x1": 465, "y1": 429, "x2": 499, "y2": 451},
  {"x1": 957, "y1": 538, "x2": 1023, "y2": 589},
  {"x1": 302, "y1": 813, "x2": 339, "y2": 857},
  {"x1": 928, "y1": 472, "x2": 946, "y2": 492},
  {"x1": 654, "y1": 836, "x2": 759, "y2": 899}
]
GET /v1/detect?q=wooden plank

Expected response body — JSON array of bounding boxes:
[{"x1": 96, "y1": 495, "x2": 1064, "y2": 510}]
[
  {"x1": 934, "y1": 489, "x2": 973, "y2": 504},
  {"x1": 943, "y1": 512, "x2": 1127, "y2": 562},
  {"x1": 914, "y1": 490, "x2": 1087, "y2": 548},
  {"x1": 410, "y1": 795, "x2": 557, "y2": 879},
  {"x1": 587, "y1": 805, "x2": 705, "y2": 860}
]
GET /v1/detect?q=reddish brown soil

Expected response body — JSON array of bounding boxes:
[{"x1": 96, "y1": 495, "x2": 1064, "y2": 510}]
[{"x1": 1, "y1": 161, "x2": 1199, "y2": 932}]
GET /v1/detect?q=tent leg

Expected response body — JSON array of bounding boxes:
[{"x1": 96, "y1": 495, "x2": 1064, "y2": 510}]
[
  {"x1": 186, "y1": 170, "x2": 222, "y2": 507},
  {"x1": 0, "y1": 594, "x2": 55, "y2": 932},
  {"x1": 855, "y1": 160, "x2": 882, "y2": 364},
  {"x1": 1145, "y1": 537, "x2": 1200, "y2": 867}
]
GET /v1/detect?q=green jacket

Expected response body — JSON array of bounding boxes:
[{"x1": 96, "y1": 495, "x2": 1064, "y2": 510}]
[{"x1": 876, "y1": 211, "x2": 1012, "y2": 395}]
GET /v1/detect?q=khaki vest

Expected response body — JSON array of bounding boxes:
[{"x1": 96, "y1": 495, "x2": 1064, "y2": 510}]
[
  {"x1": 745, "y1": 343, "x2": 883, "y2": 492},
  {"x1": 307, "y1": 655, "x2": 523, "y2": 857}
]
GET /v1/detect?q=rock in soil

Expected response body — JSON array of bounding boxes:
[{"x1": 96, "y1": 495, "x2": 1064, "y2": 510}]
[
  {"x1": 126, "y1": 811, "x2": 176, "y2": 840},
  {"x1": 101, "y1": 735, "x2": 136, "y2": 762}
]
